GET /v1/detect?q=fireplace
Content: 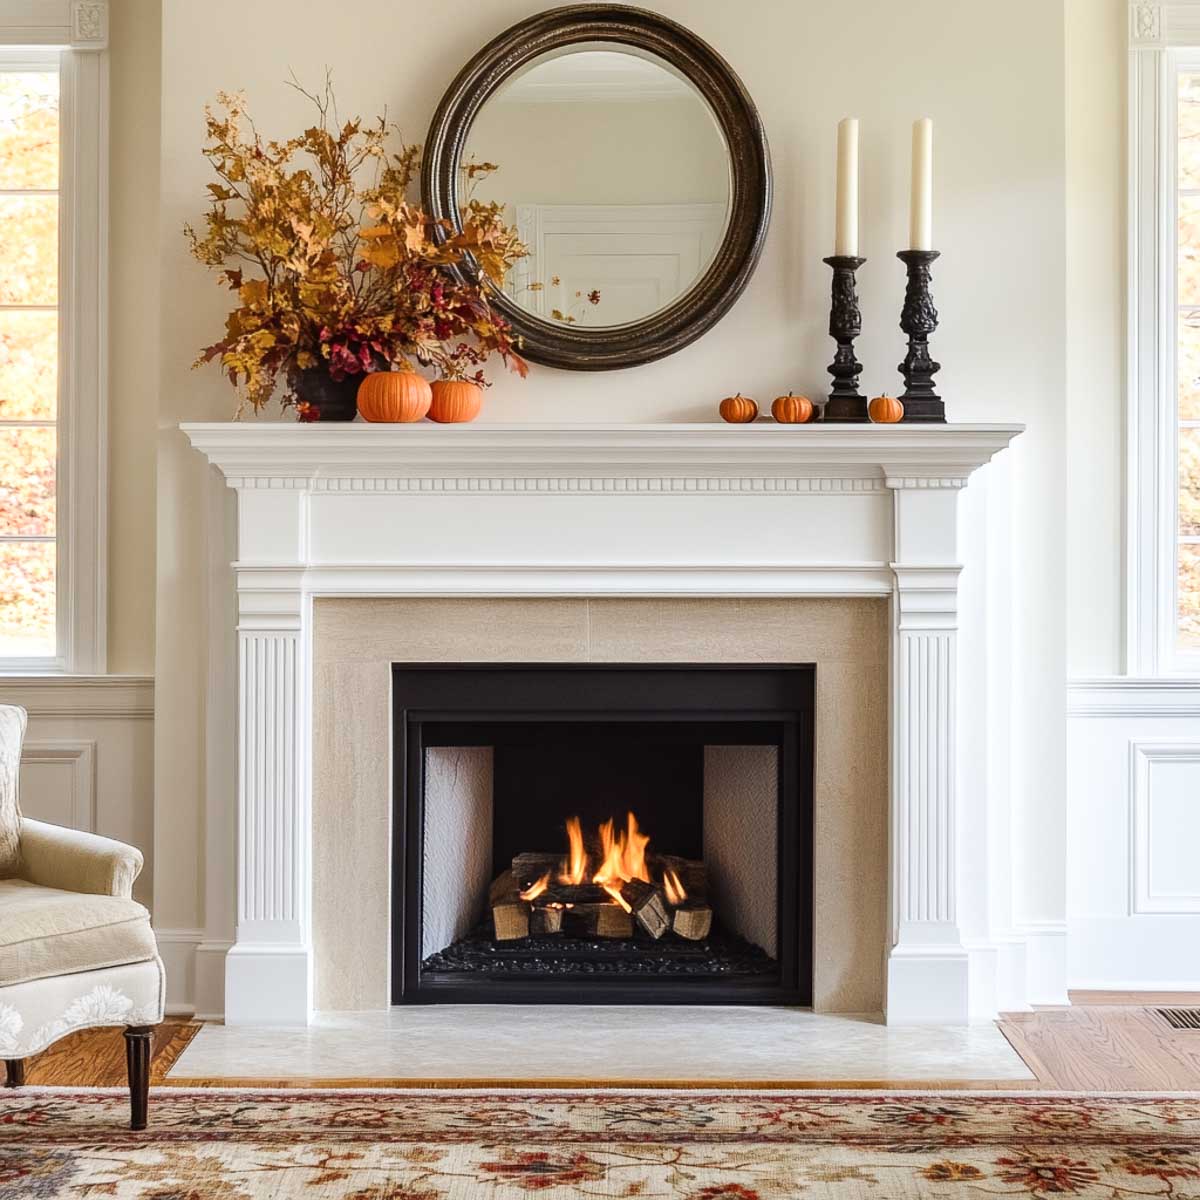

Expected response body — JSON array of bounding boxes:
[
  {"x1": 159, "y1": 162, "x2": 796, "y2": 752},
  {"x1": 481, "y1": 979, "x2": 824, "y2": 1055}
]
[{"x1": 392, "y1": 665, "x2": 814, "y2": 1004}]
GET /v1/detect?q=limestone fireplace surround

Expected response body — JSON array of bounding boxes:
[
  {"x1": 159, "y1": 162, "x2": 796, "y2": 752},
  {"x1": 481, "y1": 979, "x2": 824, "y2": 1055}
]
[{"x1": 183, "y1": 421, "x2": 1024, "y2": 1026}]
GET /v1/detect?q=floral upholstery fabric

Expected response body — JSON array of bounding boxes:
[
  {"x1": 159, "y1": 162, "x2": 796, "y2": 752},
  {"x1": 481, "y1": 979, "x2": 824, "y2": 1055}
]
[
  {"x1": 0, "y1": 704, "x2": 26, "y2": 878},
  {"x1": 0, "y1": 957, "x2": 164, "y2": 1058},
  {"x1": 0, "y1": 878, "x2": 157, "y2": 986}
]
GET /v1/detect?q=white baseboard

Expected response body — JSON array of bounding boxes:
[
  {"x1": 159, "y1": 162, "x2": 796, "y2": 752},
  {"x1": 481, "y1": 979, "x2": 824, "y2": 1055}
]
[
  {"x1": 1015, "y1": 921, "x2": 1070, "y2": 1006},
  {"x1": 155, "y1": 927, "x2": 231, "y2": 1018}
]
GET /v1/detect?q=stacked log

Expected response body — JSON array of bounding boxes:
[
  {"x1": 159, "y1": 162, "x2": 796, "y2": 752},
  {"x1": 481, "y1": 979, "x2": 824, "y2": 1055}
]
[
  {"x1": 673, "y1": 903, "x2": 713, "y2": 941},
  {"x1": 492, "y1": 851, "x2": 712, "y2": 943},
  {"x1": 625, "y1": 880, "x2": 670, "y2": 939}
]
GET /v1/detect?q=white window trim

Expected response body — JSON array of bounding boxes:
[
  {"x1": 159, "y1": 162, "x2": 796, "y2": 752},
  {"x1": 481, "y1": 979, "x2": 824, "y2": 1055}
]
[
  {"x1": 1129, "y1": 1, "x2": 1200, "y2": 676},
  {"x1": 0, "y1": 1, "x2": 107, "y2": 673}
]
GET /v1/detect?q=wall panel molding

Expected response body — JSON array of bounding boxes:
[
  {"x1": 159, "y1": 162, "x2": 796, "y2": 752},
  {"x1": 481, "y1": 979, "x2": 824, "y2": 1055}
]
[
  {"x1": 0, "y1": 675, "x2": 153, "y2": 718},
  {"x1": 1130, "y1": 739, "x2": 1200, "y2": 913},
  {"x1": 1068, "y1": 677, "x2": 1200, "y2": 716},
  {"x1": 19, "y1": 739, "x2": 96, "y2": 831}
]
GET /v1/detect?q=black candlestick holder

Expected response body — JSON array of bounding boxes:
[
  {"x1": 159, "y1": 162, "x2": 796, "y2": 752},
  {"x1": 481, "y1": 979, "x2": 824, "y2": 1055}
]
[
  {"x1": 821, "y1": 255, "x2": 869, "y2": 422},
  {"x1": 896, "y1": 249, "x2": 945, "y2": 422}
]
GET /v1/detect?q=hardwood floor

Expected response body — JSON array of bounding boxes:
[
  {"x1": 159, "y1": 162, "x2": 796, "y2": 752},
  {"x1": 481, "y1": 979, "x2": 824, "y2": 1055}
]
[
  {"x1": 8, "y1": 1020, "x2": 200, "y2": 1088},
  {"x1": 7, "y1": 1006, "x2": 1200, "y2": 1091},
  {"x1": 998, "y1": 1003, "x2": 1200, "y2": 1090}
]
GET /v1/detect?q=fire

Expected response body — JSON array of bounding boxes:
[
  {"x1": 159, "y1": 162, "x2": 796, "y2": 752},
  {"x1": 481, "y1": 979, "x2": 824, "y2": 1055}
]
[
  {"x1": 550, "y1": 810, "x2": 674, "y2": 912},
  {"x1": 519, "y1": 872, "x2": 549, "y2": 901},
  {"x1": 558, "y1": 816, "x2": 589, "y2": 885},
  {"x1": 592, "y1": 812, "x2": 651, "y2": 888}
]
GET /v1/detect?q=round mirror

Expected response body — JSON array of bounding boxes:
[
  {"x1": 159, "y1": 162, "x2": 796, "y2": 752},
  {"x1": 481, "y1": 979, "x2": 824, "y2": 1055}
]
[
  {"x1": 423, "y1": 5, "x2": 771, "y2": 371},
  {"x1": 464, "y1": 46, "x2": 731, "y2": 331}
]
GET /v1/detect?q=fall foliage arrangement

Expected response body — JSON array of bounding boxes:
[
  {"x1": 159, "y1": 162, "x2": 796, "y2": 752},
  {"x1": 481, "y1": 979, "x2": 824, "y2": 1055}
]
[{"x1": 186, "y1": 81, "x2": 528, "y2": 420}]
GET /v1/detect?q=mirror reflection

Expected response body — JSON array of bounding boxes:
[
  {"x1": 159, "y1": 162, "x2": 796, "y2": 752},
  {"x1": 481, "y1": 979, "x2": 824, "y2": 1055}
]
[{"x1": 463, "y1": 45, "x2": 732, "y2": 329}]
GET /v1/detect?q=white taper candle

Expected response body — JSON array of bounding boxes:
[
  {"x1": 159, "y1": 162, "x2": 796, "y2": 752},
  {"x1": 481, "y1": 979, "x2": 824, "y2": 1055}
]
[
  {"x1": 910, "y1": 117, "x2": 933, "y2": 251},
  {"x1": 834, "y1": 117, "x2": 859, "y2": 257}
]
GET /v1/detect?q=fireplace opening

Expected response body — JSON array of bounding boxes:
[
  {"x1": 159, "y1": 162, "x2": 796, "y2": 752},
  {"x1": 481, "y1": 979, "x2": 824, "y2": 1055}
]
[{"x1": 392, "y1": 665, "x2": 814, "y2": 1004}]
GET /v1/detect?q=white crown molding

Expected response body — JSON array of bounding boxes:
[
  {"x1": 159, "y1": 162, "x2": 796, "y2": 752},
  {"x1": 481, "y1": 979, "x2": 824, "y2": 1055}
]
[
  {"x1": 182, "y1": 422, "x2": 1024, "y2": 492},
  {"x1": 0, "y1": 674, "x2": 154, "y2": 718}
]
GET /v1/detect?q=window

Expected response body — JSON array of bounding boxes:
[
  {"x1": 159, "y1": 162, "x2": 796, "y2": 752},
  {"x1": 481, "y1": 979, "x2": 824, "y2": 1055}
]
[
  {"x1": 0, "y1": 58, "x2": 59, "y2": 659},
  {"x1": 1129, "y1": 25, "x2": 1200, "y2": 675},
  {"x1": 0, "y1": 22, "x2": 106, "y2": 674},
  {"x1": 1181, "y1": 72, "x2": 1200, "y2": 652}
]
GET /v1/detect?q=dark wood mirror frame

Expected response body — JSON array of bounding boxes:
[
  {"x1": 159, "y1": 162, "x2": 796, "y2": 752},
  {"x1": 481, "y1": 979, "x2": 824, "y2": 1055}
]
[{"x1": 421, "y1": 4, "x2": 772, "y2": 371}]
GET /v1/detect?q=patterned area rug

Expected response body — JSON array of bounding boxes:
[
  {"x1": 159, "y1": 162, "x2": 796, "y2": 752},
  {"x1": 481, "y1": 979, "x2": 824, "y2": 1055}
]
[{"x1": 3, "y1": 1088, "x2": 1200, "y2": 1198}]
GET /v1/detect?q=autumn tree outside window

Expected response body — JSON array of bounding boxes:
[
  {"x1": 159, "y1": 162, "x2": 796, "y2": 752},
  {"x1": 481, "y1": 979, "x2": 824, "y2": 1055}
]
[{"x1": 0, "y1": 59, "x2": 59, "y2": 659}]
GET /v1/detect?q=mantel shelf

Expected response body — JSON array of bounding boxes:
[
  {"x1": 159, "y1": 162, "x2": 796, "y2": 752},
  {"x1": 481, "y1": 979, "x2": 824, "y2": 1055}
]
[{"x1": 182, "y1": 421, "x2": 1023, "y2": 487}]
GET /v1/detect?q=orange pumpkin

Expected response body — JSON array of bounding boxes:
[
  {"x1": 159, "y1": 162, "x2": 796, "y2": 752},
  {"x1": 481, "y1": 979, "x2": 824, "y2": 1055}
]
[
  {"x1": 718, "y1": 393, "x2": 758, "y2": 424},
  {"x1": 356, "y1": 371, "x2": 432, "y2": 423},
  {"x1": 428, "y1": 379, "x2": 483, "y2": 424},
  {"x1": 868, "y1": 394, "x2": 905, "y2": 424},
  {"x1": 771, "y1": 392, "x2": 814, "y2": 424}
]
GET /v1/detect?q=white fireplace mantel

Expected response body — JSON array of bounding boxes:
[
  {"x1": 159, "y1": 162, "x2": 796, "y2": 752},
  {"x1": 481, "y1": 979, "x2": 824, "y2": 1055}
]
[{"x1": 184, "y1": 420, "x2": 1023, "y2": 1026}]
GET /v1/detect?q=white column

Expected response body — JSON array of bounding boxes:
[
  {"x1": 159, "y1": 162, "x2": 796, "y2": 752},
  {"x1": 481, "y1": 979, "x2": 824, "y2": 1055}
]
[
  {"x1": 223, "y1": 486, "x2": 312, "y2": 1025},
  {"x1": 885, "y1": 478, "x2": 970, "y2": 1023}
]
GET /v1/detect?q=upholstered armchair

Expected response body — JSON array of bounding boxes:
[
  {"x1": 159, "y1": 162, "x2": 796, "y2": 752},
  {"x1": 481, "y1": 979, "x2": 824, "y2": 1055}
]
[{"x1": 0, "y1": 705, "x2": 164, "y2": 1129}]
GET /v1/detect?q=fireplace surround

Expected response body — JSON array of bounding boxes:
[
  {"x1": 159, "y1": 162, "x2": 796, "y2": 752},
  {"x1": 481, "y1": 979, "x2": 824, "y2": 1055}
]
[
  {"x1": 183, "y1": 420, "x2": 1025, "y2": 1025},
  {"x1": 393, "y1": 664, "x2": 814, "y2": 1005}
]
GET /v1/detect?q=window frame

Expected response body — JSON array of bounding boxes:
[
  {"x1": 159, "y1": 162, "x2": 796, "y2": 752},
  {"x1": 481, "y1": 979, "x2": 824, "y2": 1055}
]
[
  {"x1": 0, "y1": 1, "x2": 107, "y2": 674},
  {"x1": 1129, "y1": 3, "x2": 1200, "y2": 676}
]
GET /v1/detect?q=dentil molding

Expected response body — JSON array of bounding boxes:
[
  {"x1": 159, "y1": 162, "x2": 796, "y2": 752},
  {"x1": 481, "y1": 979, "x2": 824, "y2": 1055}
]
[{"x1": 182, "y1": 422, "x2": 1023, "y2": 492}]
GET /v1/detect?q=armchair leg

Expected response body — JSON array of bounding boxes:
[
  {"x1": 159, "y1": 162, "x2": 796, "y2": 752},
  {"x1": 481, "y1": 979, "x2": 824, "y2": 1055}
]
[
  {"x1": 3, "y1": 1059, "x2": 23, "y2": 1088},
  {"x1": 124, "y1": 1026, "x2": 153, "y2": 1130}
]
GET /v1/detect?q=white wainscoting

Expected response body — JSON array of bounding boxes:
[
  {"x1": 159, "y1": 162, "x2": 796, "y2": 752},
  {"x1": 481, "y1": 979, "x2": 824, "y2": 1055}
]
[{"x1": 1067, "y1": 678, "x2": 1200, "y2": 988}]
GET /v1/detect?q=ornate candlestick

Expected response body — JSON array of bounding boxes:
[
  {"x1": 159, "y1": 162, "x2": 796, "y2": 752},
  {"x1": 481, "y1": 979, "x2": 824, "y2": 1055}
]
[
  {"x1": 896, "y1": 249, "x2": 945, "y2": 422},
  {"x1": 821, "y1": 255, "x2": 868, "y2": 422}
]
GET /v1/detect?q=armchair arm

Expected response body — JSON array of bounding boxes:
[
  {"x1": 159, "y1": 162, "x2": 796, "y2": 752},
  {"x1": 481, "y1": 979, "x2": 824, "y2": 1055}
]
[{"x1": 17, "y1": 817, "x2": 144, "y2": 898}]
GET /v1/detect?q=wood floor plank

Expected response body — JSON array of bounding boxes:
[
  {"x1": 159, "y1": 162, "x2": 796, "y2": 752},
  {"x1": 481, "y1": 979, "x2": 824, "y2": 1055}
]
[
  {"x1": 998, "y1": 1005, "x2": 1200, "y2": 1091},
  {"x1": 12, "y1": 1020, "x2": 200, "y2": 1088}
]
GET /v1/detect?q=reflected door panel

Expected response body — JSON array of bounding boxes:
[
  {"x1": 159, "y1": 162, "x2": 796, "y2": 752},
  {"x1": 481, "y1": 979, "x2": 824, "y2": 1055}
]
[{"x1": 513, "y1": 203, "x2": 726, "y2": 326}]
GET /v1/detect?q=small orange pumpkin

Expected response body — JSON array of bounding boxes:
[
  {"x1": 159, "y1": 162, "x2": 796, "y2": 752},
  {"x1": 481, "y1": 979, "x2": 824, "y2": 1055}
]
[
  {"x1": 771, "y1": 392, "x2": 814, "y2": 424},
  {"x1": 868, "y1": 394, "x2": 905, "y2": 424},
  {"x1": 718, "y1": 393, "x2": 758, "y2": 424},
  {"x1": 356, "y1": 371, "x2": 432, "y2": 423},
  {"x1": 428, "y1": 379, "x2": 483, "y2": 424}
]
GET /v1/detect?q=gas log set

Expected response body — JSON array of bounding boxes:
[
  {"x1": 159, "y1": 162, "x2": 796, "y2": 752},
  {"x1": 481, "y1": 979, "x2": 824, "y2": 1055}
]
[{"x1": 491, "y1": 812, "x2": 713, "y2": 944}]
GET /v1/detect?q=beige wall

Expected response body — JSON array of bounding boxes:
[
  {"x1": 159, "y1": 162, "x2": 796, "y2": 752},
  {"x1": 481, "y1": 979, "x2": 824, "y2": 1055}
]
[
  {"x1": 149, "y1": 0, "x2": 1070, "y2": 960},
  {"x1": 106, "y1": 0, "x2": 159, "y2": 674},
  {"x1": 468, "y1": 97, "x2": 729, "y2": 207},
  {"x1": 1065, "y1": 0, "x2": 1125, "y2": 676},
  {"x1": 312, "y1": 598, "x2": 888, "y2": 1013}
]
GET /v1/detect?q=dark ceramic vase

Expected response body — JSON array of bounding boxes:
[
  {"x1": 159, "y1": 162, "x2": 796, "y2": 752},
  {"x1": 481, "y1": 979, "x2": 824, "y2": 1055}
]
[{"x1": 293, "y1": 367, "x2": 360, "y2": 422}]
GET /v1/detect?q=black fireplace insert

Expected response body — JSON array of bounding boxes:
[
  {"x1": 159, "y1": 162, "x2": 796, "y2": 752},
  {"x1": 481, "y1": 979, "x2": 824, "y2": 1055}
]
[{"x1": 391, "y1": 664, "x2": 814, "y2": 1004}]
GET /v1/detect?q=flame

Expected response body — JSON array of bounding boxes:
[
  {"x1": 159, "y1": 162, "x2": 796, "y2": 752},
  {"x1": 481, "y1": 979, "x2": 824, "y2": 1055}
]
[
  {"x1": 592, "y1": 812, "x2": 652, "y2": 888},
  {"x1": 558, "y1": 816, "x2": 589, "y2": 885},
  {"x1": 519, "y1": 871, "x2": 549, "y2": 901},
  {"x1": 601, "y1": 883, "x2": 633, "y2": 913},
  {"x1": 663, "y1": 868, "x2": 687, "y2": 906}
]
